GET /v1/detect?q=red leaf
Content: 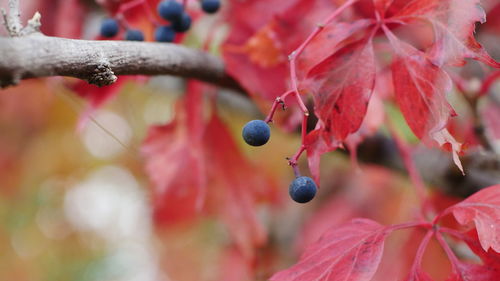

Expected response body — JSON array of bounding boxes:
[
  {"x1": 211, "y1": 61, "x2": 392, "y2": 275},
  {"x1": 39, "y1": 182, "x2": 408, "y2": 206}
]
[
  {"x1": 462, "y1": 230, "x2": 500, "y2": 269},
  {"x1": 202, "y1": 113, "x2": 270, "y2": 258},
  {"x1": 385, "y1": 27, "x2": 454, "y2": 139},
  {"x1": 222, "y1": 0, "x2": 336, "y2": 102},
  {"x1": 305, "y1": 36, "x2": 376, "y2": 141},
  {"x1": 344, "y1": 94, "x2": 385, "y2": 166},
  {"x1": 442, "y1": 230, "x2": 500, "y2": 280},
  {"x1": 391, "y1": 0, "x2": 500, "y2": 67},
  {"x1": 270, "y1": 219, "x2": 391, "y2": 281},
  {"x1": 383, "y1": 27, "x2": 464, "y2": 172},
  {"x1": 449, "y1": 184, "x2": 500, "y2": 253},
  {"x1": 373, "y1": 0, "x2": 394, "y2": 16},
  {"x1": 485, "y1": 3, "x2": 500, "y2": 33},
  {"x1": 69, "y1": 77, "x2": 139, "y2": 109},
  {"x1": 142, "y1": 82, "x2": 276, "y2": 258},
  {"x1": 142, "y1": 83, "x2": 206, "y2": 224},
  {"x1": 297, "y1": 19, "x2": 373, "y2": 80},
  {"x1": 28, "y1": 0, "x2": 86, "y2": 38}
]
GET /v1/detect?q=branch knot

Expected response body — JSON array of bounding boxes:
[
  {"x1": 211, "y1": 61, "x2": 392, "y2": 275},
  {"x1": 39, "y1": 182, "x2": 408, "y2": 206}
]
[{"x1": 87, "y1": 62, "x2": 117, "y2": 87}]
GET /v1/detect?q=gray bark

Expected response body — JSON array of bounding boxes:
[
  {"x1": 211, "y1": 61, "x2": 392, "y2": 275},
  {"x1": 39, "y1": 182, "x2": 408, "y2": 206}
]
[{"x1": 0, "y1": 34, "x2": 242, "y2": 91}]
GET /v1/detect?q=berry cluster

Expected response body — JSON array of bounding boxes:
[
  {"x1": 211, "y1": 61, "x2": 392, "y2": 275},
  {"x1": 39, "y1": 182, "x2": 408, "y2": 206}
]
[
  {"x1": 99, "y1": 0, "x2": 221, "y2": 42},
  {"x1": 242, "y1": 119, "x2": 317, "y2": 204}
]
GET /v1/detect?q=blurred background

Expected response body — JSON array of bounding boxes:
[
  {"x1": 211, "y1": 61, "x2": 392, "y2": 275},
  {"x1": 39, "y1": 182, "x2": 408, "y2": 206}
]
[{"x1": 0, "y1": 0, "x2": 499, "y2": 281}]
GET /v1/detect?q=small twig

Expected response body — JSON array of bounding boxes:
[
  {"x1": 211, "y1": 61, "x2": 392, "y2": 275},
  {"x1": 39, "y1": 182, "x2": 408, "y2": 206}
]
[
  {"x1": 23, "y1": 11, "x2": 41, "y2": 35},
  {"x1": 1, "y1": 0, "x2": 23, "y2": 36}
]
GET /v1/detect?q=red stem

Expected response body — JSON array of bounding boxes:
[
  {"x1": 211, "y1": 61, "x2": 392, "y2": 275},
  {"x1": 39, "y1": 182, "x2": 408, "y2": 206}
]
[
  {"x1": 289, "y1": 145, "x2": 306, "y2": 167},
  {"x1": 439, "y1": 227, "x2": 467, "y2": 241},
  {"x1": 386, "y1": 221, "x2": 432, "y2": 232},
  {"x1": 436, "y1": 231, "x2": 460, "y2": 273},
  {"x1": 264, "y1": 98, "x2": 282, "y2": 123},
  {"x1": 479, "y1": 71, "x2": 500, "y2": 96},
  {"x1": 408, "y1": 230, "x2": 435, "y2": 277},
  {"x1": 301, "y1": 113, "x2": 308, "y2": 143},
  {"x1": 292, "y1": 164, "x2": 301, "y2": 178}
]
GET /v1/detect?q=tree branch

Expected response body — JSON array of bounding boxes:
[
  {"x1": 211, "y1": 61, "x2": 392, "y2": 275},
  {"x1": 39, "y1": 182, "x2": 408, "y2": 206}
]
[{"x1": 0, "y1": 34, "x2": 243, "y2": 91}]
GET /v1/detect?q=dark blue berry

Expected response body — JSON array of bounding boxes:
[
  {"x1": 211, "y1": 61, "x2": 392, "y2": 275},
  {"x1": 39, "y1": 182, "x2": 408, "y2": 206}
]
[
  {"x1": 157, "y1": 0, "x2": 183, "y2": 21},
  {"x1": 289, "y1": 176, "x2": 317, "y2": 203},
  {"x1": 100, "y1": 18, "x2": 119, "y2": 38},
  {"x1": 201, "y1": 0, "x2": 220, "y2": 14},
  {"x1": 242, "y1": 120, "x2": 270, "y2": 146},
  {"x1": 125, "y1": 29, "x2": 144, "y2": 41},
  {"x1": 155, "y1": 25, "x2": 176, "y2": 42},
  {"x1": 171, "y1": 12, "x2": 192, "y2": 33}
]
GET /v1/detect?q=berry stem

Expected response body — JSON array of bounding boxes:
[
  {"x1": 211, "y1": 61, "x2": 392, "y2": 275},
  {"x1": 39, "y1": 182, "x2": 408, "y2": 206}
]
[
  {"x1": 264, "y1": 97, "x2": 284, "y2": 123},
  {"x1": 267, "y1": 0, "x2": 358, "y2": 175},
  {"x1": 292, "y1": 164, "x2": 301, "y2": 178},
  {"x1": 264, "y1": 90, "x2": 295, "y2": 123},
  {"x1": 289, "y1": 145, "x2": 306, "y2": 167}
]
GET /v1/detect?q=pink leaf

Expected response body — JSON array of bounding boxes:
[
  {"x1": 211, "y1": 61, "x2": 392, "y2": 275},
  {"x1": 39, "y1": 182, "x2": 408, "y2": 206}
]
[
  {"x1": 443, "y1": 230, "x2": 500, "y2": 280},
  {"x1": 446, "y1": 262, "x2": 500, "y2": 281},
  {"x1": 270, "y1": 219, "x2": 391, "y2": 281},
  {"x1": 431, "y1": 129, "x2": 464, "y2": 174},
  {"x1": 391, "y1": 0, "x2": 500, "y2": 67},
  {"x1": 449, "y1": 184, "x2": 500, "y2": 253},
  {"x1": 461, "y1": 230, "x2": 500, "y2": 270}
]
